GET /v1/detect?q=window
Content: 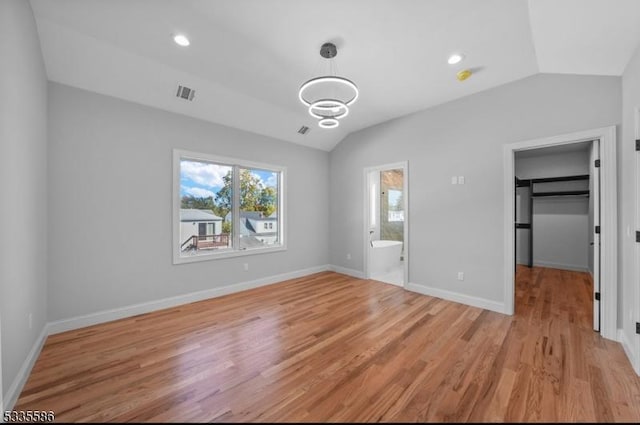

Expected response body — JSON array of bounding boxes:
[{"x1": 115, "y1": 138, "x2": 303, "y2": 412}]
[
  {"x1": 173, "y1": 150, "x2": 285, "y2": 263},
  {"x1": 387, "y1": 189, "x2": 404, "y2": 222}
]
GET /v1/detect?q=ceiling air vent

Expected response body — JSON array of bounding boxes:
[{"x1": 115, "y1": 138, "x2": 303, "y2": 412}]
[
  {"x1": 176, "y1": 85, "x2": 195, "y2": 101},
  {"x1": 298, "y1": 125, "x2": 310, "y2": 135}
]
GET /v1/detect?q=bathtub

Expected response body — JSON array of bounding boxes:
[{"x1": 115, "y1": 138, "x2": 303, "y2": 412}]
[{"x1": 370, "y1": 240, "x2": 403, "y2": 276}]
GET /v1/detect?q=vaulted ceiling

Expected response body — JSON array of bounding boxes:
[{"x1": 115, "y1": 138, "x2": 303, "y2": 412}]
[{"x1": 30, "y1": 0, "x2": 640, "y2": 151}]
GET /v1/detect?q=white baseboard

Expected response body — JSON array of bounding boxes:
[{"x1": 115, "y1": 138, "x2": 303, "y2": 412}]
[
  {"x1": 407, "y1": 282, "x2": 506, "y2": 314},
  {"x1": 3, "y1": 326, "x2": 48, "y2": 411},
  {"x1": 618, "y1": 328, "x2": 640, "y2": 376},
  {"x1": 531, "y1": 260, "x2": 589, "y2": 272},
  {"x1": 328, "y1": 264, "x2": 365, "y2": 279},
  {"x1": 48, "y1": 265, "x2": 330, "y2": 335}
]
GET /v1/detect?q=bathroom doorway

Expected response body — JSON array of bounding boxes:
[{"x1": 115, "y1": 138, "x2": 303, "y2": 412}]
[{"x1": 364, "y1": 162, "x2": 409, "y2": 286}]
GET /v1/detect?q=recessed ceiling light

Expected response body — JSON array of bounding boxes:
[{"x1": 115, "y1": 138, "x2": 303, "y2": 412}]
[
  {"x1": 173, "y1": 34, "x2": 190, "y2": 47},
  {"x1": 447, "y1": 53, "x2": 464, "y2": 65}
]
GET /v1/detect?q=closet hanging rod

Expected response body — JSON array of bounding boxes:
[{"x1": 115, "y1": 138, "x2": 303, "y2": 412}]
[
  {"x1": 532, "y1": 190, "x2": 590, "y2": 197},
  {"x1": 530, "y1": 174, "x2": 589, "y2": 184}
]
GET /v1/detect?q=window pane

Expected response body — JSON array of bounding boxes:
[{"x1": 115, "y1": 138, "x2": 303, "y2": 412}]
[
  {"x1": 238, "y1": 167, "x2": 279, "y2": 249},
  {"x1": 387, "y1": 189, "x2": 404, "y2": 222},
  {"x1": 179, "y1": 159, "x2": 232, "y2": 255}
]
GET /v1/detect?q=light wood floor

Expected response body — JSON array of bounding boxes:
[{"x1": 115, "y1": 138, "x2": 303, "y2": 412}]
[{"x1": 15, "y1": 267, "x2": 640, "y2": 422}]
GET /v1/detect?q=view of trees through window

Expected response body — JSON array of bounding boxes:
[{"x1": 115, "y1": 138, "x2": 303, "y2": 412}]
[{"x1": 178, "y1": 157, "x2": 281, "y2": 257}]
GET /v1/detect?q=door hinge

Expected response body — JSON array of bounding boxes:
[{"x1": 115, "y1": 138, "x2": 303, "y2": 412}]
[
  {"x1": 636, "y1": 322, "x2": 640, "y2": 335},
  {"x1": 637, "y1": 231, "x2": 640, "y2": 243},
  {"x1": 594, "y1": 159, "x2": 600, "y2": 168},
  {"x1": 595, "y1": 225, "x2": 600, "y2": 234},
  {"x1": 595, "y1": 292, "x2": 600, "y2": 301},
  {"x1": 636, "y1": 139, "x2": 640, "y2": 151}
]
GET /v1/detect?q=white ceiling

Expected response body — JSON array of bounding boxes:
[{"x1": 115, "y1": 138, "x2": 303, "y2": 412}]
[
  {"x1": 30, "y1": 0, "x2": 640, "y2": 151},
  {"x1": 529, "y1": 0, "x2": 640, "y2": 76}
]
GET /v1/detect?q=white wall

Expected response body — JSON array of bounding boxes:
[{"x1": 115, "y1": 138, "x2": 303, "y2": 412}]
[
  {"x1": 47, "y1": 82, "x2": 330, "y2": 321},
  {"x1": 330, "y1": 73, "x2": 620, "y2": 308},
  {"x1": 516, "y1": 151, "x2": 590, "y2": 179},
  {"x1": 0, "y1": 0, "x2": 48, "y2": 401},
  {"x1": 515, "y1": 151, "x2": 590, "y2": 271},
  {"x1": 621, "y1": 42, "x2": 640, "y2": 371}
]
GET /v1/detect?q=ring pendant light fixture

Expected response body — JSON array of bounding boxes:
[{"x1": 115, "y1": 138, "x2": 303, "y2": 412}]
[{"x1": 298, "y1": 42, "x2": 359, "y2": 129}]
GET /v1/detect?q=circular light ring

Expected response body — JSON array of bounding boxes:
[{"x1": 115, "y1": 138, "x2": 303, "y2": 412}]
[
  {"x1": 318, "y1": 118, "x2": 339, "y2": 129},
  {"x1": 308, "y1": 99, "x2": 350, "y2": 120},
  {"x1": 298, "y1": 76, "x2": 359, "y2": 106}
]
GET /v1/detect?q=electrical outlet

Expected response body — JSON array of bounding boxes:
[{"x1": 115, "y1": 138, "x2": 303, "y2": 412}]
[
  {"x1": 451, "y1": 176, "x2": 458, "y2": 185},
  {"x1": 243, "y1": 263, "x2": 249, "y2": 271},
  {"x1": 346, "y1": 253, "x2": 351, "y2": 260},
  {"x1": 458, "y1": 176, "x2": 465, "y2": 185},
  {"x1": 28, "y1": 313, "x2": 33, "y2": 329},
  {"x1": 457, "y1": 272, "x2": 464, "y2": 281}
]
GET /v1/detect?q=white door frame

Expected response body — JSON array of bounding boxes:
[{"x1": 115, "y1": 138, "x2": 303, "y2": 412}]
[
  {"x1": 591, "y1": 139, "x2": 601, "y2": 332},
  {"x1": 503, "y1": 126, "x2": 617, "y2": 340},
  {"x1": 363, "y1": 161, "x2": 409, "y2": 287},
  {"x1": 634, "y1": 107, "x2": 640, "y2": 373}
]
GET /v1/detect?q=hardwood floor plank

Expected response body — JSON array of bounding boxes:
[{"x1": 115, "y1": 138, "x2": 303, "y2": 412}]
[{"x1": 13, "y1": 268, "x2": 640, "y2": 422}]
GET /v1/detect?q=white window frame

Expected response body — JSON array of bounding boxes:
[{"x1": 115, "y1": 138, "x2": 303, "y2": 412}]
[{"x1": 173, "y1": 149, "x2": 286, "y2": 264}]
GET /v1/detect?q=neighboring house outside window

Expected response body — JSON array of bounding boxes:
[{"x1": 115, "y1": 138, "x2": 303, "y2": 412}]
[{"x1": 180, "y1": 209, "x2": 224, "y2": 246}]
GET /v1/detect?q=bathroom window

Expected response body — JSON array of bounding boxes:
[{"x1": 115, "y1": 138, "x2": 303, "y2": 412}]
[
  {"x1": 387, "y1": 189, "x2": 404, "y2": 222},
  {"x1": 173, "y1": 149, "x2": 285, "y2": 264}
]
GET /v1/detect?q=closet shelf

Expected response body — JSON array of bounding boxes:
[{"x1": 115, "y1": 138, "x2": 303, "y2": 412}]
[
  {"x1": 532, "y1": 190, "x2": 590, "y2": 197},
  {"x1": 515, "y1": 173, "x2": 591, "y2": 268}
]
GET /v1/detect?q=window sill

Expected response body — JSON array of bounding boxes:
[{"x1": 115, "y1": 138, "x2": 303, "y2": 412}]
[{"x1": 173, "y1": 245, "x2": 287, "y2": 265}]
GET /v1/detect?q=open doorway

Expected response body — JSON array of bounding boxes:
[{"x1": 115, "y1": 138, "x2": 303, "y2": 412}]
[
  {"x1": 364, "y1": 162, "x2": 409, "y2": 287},
  {"x1": 514, "y1": 140, "x2": 599, "y2": 330},
  {"x1": 504, "y1": 126, "x2": 617, "y2": 341}
]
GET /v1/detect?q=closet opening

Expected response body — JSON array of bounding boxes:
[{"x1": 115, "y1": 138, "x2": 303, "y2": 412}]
[
  {"x1": 513, "y1": 140, "x2": 600, "y2": 331},
  {"x1": 504, "y1": 126, "x2": 617, "y2": 340}
]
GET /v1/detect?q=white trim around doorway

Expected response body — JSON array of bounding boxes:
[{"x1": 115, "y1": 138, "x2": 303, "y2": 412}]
[
  {"x1": 633, "y1": 107, "x2": 640, "y2": 373},
  {"x1": 503, "y1": 126, "x2": 617, "y2": 341},
  {"x1": 363, "y1": 161, "x2": 409, "y2": 287}
]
